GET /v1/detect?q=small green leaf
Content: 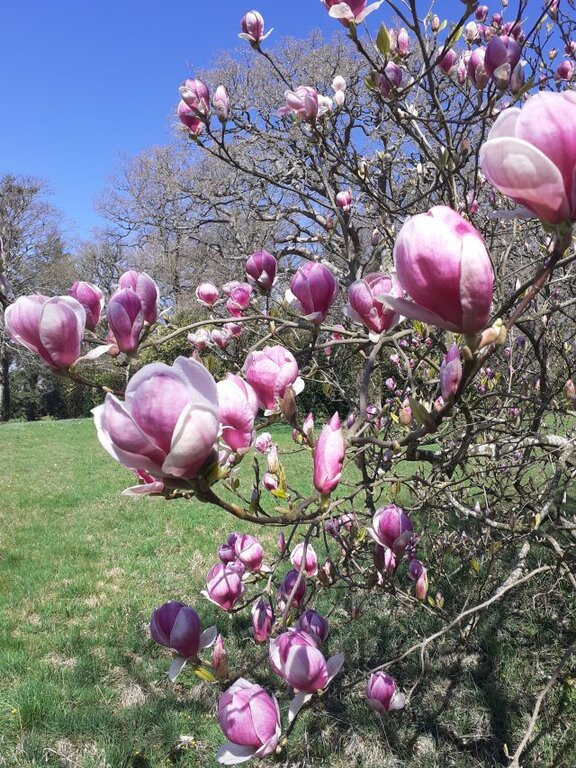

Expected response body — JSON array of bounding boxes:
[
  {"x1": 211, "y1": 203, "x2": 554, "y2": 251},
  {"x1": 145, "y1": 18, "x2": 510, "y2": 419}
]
[{"x1": 376, "y1": 23, "x2": 390, "y2": 56}]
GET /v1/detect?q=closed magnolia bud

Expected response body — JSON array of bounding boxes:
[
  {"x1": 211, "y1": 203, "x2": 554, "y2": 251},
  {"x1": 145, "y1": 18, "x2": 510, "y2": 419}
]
[
  {"x1": 213, "y1": 85, "x2": 230, "y2": 123},
  {"x1": 239, "y1": 10, "x2": 273, "y2": 45},
  {"x1": 313, "y1": 413, "x2": 345, "y2": 495},
  {"x1": 246, "y1": 250, "x2": 277, "y2": 292},
  {"x1": 252, "y1": 597, "x2": 274, "y2": 643},
  {"x1": 291, "y1": 542, "x2": 319, "y2": 577},
  {"x1": 431, "y1": 14, "x2": 440, "y2": 32},
  {"x1": 196, "y1": 282, "x2": 219, "y2": 307},
  {"x1": 439, "y1": 343, "x2": 462, "y2": 401},
  {"x1": 565, "y1": 379, "x2": 576, "y2": 399},
  {"x1": 287, "y1": 262, "x2": 339, "y2": 324},
  {"x1": 366, "y1": 672, "x2": 405, "y2": 713},
  {"x1": 118, "y1": 270, "x2": 159, "y2": 325},
  {"x1": 106, "y1": 289, "x2": 144, "y2": 354},
  {"x1": 297, "y1": 609, "x2": 330, "y2": 645},
  {"x1": 69, "y1": 281, "x2": 103, "y2": 331}
]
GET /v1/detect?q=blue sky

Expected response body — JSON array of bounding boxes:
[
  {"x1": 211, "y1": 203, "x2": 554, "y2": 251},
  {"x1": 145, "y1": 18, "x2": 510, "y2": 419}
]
[{"x1": 0, "y1": 1, "x2": 339, "y2": 242}]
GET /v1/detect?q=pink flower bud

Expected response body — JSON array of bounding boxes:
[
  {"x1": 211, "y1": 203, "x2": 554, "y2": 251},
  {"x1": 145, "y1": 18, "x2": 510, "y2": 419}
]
[
  {"x1": 290, "y1": 542, "x2": 319, "y2": 577},
  {"x1": 179, "y1": 78, "x2": 210, "y2": 117},
  {"x1": 239, "y1": 10, "x2": 273, "y2": 45},
  {"x1": 255, "y1": 431, "x2": 273, "y2": 453},
  {"x1": 177, "y1": 100, "x2": 205, "y2": 135},
  {"x1": 303, "y1": 411, "x2": 315, "y2": 440},
  {"x1": 475, "y1": 5, "x2": 488, "y2": 22},
  {"x1": 555, "y1": 59, "x2": 574, "y2": 82},
  {"x1": 203, "y1": 562, "x2": 245, "y2": 611},
  {"x1": 195, "y1": 282, "x2": 219, "y2": 307},
  {"x1": 279, "y1": 86, "x2": 325, "y2": 121},
  {"x1": 5, "y1": 295, "x2": 85, "y2": 369},
  {"x1": 234, "y1": 534, "x2": 264, "y2": 572},
  {"x1": 398, "y1": 399, "x2": 412, "y2": 426},
  {"x1": 278, "y1": 569, "x2": 306, "y2": 608},
  {"x1": 252, "y1": 597, "x2": 274, "y2": 642},
  {"x1": 480, "y1": 92, "x2": 576, "y2": 225},
  {"x1": 217, "y1": 373, "x2": 258, "y2": 453},
  {"x1": 69, "y1": 281, "x2": 103, "y2": 331},
  {"x1": 106, "y1": 288, "x2": 144, "y2": 354},
  {"x1": 187, "y1": 328, "x2": 210, "y2": 350},
  {"x1": 118, "y1": 270, "x2": 159, "y2": 325},
  {"x1": 439, "y1": 343, "x2": 462, "y2": 401},
  {"x1": 368, "y1": 504, "x2": 413, "y2": 555},
  {"x1": 313, "y1": 413, "x2": 345, "y2": 495},
  {"x1": 396, "y1": 27, "x2": 410, "y2": 57},
  {"x1": 346, "y1": 273, "x2": 402, "y2": 336},
  {"x1": 437, "y1": 48, "x2": 458, "y2": 74},
  {"x1": 270, "y1": 629, "x2": 344, "y2": 693},
  {"x1": 263, "y1": 472, "x2": 279, "y2": 491},
  {"x1": 277, "y1": 532, "x2": 286, "y2": 554},
  {"x1": 335, "y1": 189, "x2": 352, "y2": 211},
  {"x1": 467, "y1": 48, "x2": 489, "y2": 89},
  {"x1": 213, "y1": 85, "x2": 230, "y2": 123},
  {"x1": 465, "y1": 21, "x2": 479, "y2": 43},
  {"x1": 408, "y1": 559, "x2": 428, "y2": 600},
  {"x1": 484, "y1": 35, "x2": 522, "y2": 89},
  {"x1": 298, "y1": 609, "x2": 330, "y2": 645},
  {"x1": 246, "y1": 250, "x2": 277, "y2": 292},
  {"x1": 385, "y1": 206, "x2": 493, "y2": 334},
  {"x1": 366, "y1": 672, "x2": 405, "y2": 713},
  {"x1": 217, "y1": 679, "x2": 281, "y2": 762},
  {"x1": 565, "y1": 379, "x2": 576, "y2": 399},
  {"x1": 377, "y1": 61, "x2": 403, "y2": 98},
  {"x1": 243, "y1": 345, "x2": 301, "y2": 412},
  {"x1": 287, "y1": 262, "x2": 338, "y2": 324},
  {"x1": 93, "y1": 357, "x2": 219, "y2": 480},
  {"x1": 226, "y1": 282, "x2": 253, "y2": 317},
  {"x1": 218, "y1": 543, "x2": 236, "y2": 564},
  {"x1": 211, "y1": 327, "x2": 232, "y2": 349}
]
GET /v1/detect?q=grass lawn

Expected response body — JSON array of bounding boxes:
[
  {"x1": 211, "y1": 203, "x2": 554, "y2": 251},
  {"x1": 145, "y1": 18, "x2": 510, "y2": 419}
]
[{"x1": 0, "y1": 419, "x2": 575, "y2": 768}]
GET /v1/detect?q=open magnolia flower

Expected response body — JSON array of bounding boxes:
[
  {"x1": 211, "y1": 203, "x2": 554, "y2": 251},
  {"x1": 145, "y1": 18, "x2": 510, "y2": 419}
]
[
  {"x1": 479, "y1": 91, "x2": 576, "y2": 225},
  {"x1": 322, "y1": 0, "x2": 384, "y2": 25}
]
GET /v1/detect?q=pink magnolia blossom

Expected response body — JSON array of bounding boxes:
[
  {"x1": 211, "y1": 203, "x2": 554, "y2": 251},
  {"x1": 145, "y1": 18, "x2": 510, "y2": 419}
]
[
  {"x1": 216, "y1": 679, "x2": 281, "y2": 764},
  {"x1": 179, "y1": 78, "x2": 210, "y2": 117},
  {"x1": 93, "y1": 356, "x2": 219, "y2": 480},
  {"x1": 346, "y1": 273, "x2": 402, "y2": 337},
  {"x1": 211, "y1": 327, "x2": 233, "y2": 349},
  {"x1": 5, "y1": 295, "x2": 85, "y2": 369},
  {"x1": 196, "y1": 282, "x2": 219, "y2": 307},
  {"x1": 239, "y1": 10, "x2": 273, "y2": 45},
  {"x1": 217, "y1": 374, "x2": 258, "y2": 453},
  {"x1": 383, "y1": 206, "x2": 493, "y2": 334},
  {"x1": 269, "y1": 629, "x2": 344, "y2": 693},
  {"x1": 376, "y1": 62, "x2": 404, "y2": 98},
  {"x1": 234, "y1": 534, "x2": 264, "y2": 572},
  {"x1": 188, "y1": 328, "x2": 210, "y2": 350},
  {"x1": 226, "y1": 282, "x2": 253, "y2": 317},
  {"x1": 177, "y1": 100, "x2": 205, "y2": 135},
  {"x1": 479, "y1": 92, "x2": 576, "y2": 224},
  {"x1": 368, "y1": 504, "x2": 413, "y2": 555},
  {"x1": 251, "y1": 597, "x2": 274, "y2": 643},
  {"x1": 408, "y1": 559, "x2": 429, "y2": 600},
  {"x1": 106, "y1": 289, "x2": 143, "y2": 354},
  {"x1": 278, "y1": 569, "x2": 306, "y2": 608},
  {"x1": 297, "y1": 609, "x2": 329, "y2": 645},
  {"x1": 150, "y1": 601, "x2": 216, "y2": 659},
  {"x1": 484, "y1": 35, "x2": 521, "y2": 88},
  {"x1": 118, "y1": 270, "x2": 159, "y2": 324},
  {"x1": 336, "y1": 190, "x2": 352, "y2": 211},
  {"x1": 290, "y1": 542, "x2": 319, "y2": 577},
  {"x1": 467, "y1": 48, "x2": 489, "y2": 89},
  {"x1": 313, "y1": 413, "x2": 345, "y2": 495},
  {"x1": 436, "y1": 48, "x2": 458, "y2": 75},
  {"x1": 322, "y1": 0, "x2": 384, "y2": 26},
  {"x1": 278, "y1": 86, "x2": 332, "y2": 121},
  {"x1": 245, "y1": 250, "x2": 277, "y2": 292},
  {"x1": 440, "y1": 343, "x2": 462, "y2": 401},
  {"x1": 287, "y1": 262, "x2": 339, "y2": 324},
  {"x1": 203, "y1": 562, "x2": 245, "y2": 611},
  {"x1": 213, "y1": 85, "x2": 230, "y2": 123},
  {"x1": 366, "y1": 672, "x2": 405, "y2": 713},
  {"x1": 243, "y1": 345, "x2": 302, "y2": 412},
  {"x1": 396, "y1": 27, "x2": 410, "y2": 57},
  {"x1": 254, "y1": 432, "x2": 272, "y2": 453},
  {"x1": 69, "y1": 281, "x2": 103, "y2": 331}
]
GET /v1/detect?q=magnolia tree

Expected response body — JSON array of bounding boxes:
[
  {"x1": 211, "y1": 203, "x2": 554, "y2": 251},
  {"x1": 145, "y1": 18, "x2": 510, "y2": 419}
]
[{"x1": 3, "y1": 1, "x2": 576, "y2": 765}]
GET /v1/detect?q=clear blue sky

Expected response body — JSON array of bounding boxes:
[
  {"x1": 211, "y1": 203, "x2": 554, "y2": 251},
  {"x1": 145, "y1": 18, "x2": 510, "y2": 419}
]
[
  {"x1": 0, "y1": 1, "x2": 338, "y2": 241},
  {"x1": 0, "y1": 1, "x2": 470, "y2": 242}
]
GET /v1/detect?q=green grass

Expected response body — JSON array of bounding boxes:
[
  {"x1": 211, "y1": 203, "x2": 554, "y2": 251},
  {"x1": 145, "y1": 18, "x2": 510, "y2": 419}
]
[{"x1": 0, "y1": 419, "x2": 575, "y2": 767}]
